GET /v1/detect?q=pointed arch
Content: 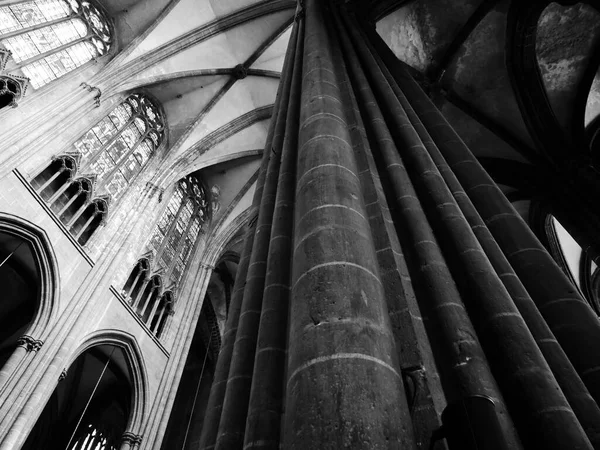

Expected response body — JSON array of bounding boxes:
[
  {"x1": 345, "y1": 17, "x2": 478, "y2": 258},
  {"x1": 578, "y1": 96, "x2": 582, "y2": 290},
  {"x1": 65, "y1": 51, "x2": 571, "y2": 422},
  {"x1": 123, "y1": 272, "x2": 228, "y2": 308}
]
[
  {"x1": 70, "y1": 330, "x2": 149, "y2": 433},
  {"x1": 0, "y1": 212, "x2": 59, "y2": 338}
]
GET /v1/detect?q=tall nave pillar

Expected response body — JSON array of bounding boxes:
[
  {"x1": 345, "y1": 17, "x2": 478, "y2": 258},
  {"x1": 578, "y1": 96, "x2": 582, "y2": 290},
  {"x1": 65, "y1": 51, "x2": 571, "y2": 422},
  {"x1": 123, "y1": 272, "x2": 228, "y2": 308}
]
[{"x1": 197, "y1": 1, "x2": 600, "y2": 449}]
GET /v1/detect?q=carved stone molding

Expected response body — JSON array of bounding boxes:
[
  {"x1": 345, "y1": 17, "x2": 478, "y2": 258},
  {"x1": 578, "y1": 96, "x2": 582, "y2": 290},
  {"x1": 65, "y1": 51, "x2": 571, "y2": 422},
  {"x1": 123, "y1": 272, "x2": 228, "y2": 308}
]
[
  {"x1": 145, "y1": 182, "x2": 164, "y2": 201},
  {"x1": 121, "y1": 432, "x2": 136, "y2": 444},
  {"x1": 0, "y1": 73, "x2": 29, "y2": 108},
  {"x1": 232, "y1": 63, "x2": 248, "y2": 80},
  {"x1": 58, "y1": 369, "x2": 67, "y2": 382},
  {"x1": 80, "y1": 82, "x2": 102, "y2": 107},
  {"x1": 16, "y1": 335, "x2": 43, "y2": 352},
  {"x1": 0, "y1": 49, "x2": 11, "y2": 71},
  {"x1": 122, "y1": 432, "x2": 143, "y2": 445}
]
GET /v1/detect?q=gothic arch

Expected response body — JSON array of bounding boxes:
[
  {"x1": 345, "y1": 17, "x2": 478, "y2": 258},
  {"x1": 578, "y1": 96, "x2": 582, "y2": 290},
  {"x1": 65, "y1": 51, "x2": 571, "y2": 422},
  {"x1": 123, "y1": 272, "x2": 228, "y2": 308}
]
[
  {"x1": 70, "y1": 330, "x2": 149, "y2": 433},
  {"x1": 0, "y1": 212, "x2": 59, "y2": 339}
]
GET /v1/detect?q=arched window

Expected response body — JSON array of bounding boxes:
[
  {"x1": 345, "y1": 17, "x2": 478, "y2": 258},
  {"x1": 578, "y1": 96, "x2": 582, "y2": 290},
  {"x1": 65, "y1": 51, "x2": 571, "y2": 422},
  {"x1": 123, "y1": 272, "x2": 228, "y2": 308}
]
[
  {"x1": 31, "y1": 94, "x2": 164, "y2": 245},
  {"x1": 147, "y1": 174, "x2": 208, "y2": 286},
  {"x1": 0, "y1": 0, "x2": 112, "y2": 89},
  {"x1": 120, "y1": 175, "x2": 209, "y2": 337},
  {"x1": 23, "y1": 344, "x2": 132, "y2": 450},
  {"x1": 72, "y1": 93, "x2": 164, "y2": 199}
]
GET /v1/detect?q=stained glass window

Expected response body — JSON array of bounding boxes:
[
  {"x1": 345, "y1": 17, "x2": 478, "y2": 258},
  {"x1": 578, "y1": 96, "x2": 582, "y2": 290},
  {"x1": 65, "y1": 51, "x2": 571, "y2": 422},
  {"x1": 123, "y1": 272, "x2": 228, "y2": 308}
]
[
  {"x1": 72, "y1": 94, "x2": 164, "y2": 200},
  {"x1": 146, "y1": 175, "x2": 209, "y2": 289},
  {"x1": 0, "y1": 0, "x2": 112, "y2": 89}
]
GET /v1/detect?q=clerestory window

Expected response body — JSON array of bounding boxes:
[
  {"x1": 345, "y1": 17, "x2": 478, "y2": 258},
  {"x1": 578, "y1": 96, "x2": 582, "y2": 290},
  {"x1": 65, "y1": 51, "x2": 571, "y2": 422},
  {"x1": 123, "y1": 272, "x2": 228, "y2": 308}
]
[
  {"x1": 73, "y1": 93, "x2": 164, "y2": 199},
  {"x1": 31, "y1": 93, "x2": 164, "y2": 245},
  {"x1": 121, "y1": 175, "x2": 209, "y2": 337},
  {"x1": 0, "y1": 0, "x2": 112, "y2": 89}
]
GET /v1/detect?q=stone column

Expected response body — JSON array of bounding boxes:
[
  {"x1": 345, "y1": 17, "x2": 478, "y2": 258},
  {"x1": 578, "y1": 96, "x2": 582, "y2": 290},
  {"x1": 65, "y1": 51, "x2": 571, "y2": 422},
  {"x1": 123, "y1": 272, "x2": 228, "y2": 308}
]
[
  {"x1": 197, "y1": 22, "x2": 297, "y2": 447},
  {"x1": 358, "y1": 23, "x2": 600, "y2": 444},
  {"x1": 283, "y1": 1, "x2": 414, "y2": 448},
  {"x1": 0, "y1": 336, "x2": 41, "y2": 396},
  {"x1": 364, "y1": 18, "x2": 600, "y2": 410},
  {"x1": 243, "y1": 10, "x2": 304, "y2": 450},
  {"x1": 214, "y1": 16, "x2": 300, "y2": 450},
  {"x1": 340, "y1": 11, "x2": 594, "y2": 449}
]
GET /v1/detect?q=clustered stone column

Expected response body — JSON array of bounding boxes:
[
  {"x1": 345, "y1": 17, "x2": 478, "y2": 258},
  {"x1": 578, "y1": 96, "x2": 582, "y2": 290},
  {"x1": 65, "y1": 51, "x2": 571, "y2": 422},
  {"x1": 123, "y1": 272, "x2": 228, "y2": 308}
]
[{"x1": 194, "y1": 1, "x2": 600, "y2": 449}]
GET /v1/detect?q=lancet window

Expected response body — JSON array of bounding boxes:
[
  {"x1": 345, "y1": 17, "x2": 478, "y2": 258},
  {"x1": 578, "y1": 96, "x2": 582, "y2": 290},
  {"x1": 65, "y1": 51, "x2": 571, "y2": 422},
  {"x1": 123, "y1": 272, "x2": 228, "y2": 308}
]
[
  {"x1": 121, "y1": 175, "x2": 209, "y2": 337},
  {"x1": 31, "y1": 94, "x2": 164, "y2": 245},
  {"x1": 0, "y1": 0, "x2": 112, "y2": 89}
]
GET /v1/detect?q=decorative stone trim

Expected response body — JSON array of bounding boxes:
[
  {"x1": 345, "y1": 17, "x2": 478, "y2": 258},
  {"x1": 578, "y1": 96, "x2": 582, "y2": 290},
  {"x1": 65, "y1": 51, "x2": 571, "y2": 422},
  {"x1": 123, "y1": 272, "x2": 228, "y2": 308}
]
[
  {"x1": 122, "y1": 432, "x2": 143, "y2": 446},
  {"x1": 232, "y1": 64, "x2": 248, "y2": 80},
  {"x1": 0, "y1": 49, "x2": 11, "y2": 71},
  {"x1": 80, "y1": 82, "x2": 102, "y2": 107},
  {"x1": 0, "y1": 73, "x2": 29, "y2": 108},
  {"x1": 59, "y1": 369, "x2": 68, "y2": 382},
  {"x1": 121, "y1": 432, "x2": 136, "y2": 444},
  {"x1": 16, "y1": 335, "x2": 43, "y2": 352},
  {"x1": 145, "y1": 182, "x2": 164, "y2": 201}
]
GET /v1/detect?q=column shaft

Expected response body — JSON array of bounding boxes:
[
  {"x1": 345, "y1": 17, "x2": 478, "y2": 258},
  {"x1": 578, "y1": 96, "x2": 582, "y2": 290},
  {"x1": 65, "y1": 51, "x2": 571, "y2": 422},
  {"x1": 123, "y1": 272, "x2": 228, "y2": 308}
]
[
  {"x1": 365, "y1": 27, "x2": 600, "y2": 445},
  {"x1": 214, "y1": 17, "x2": 299, "y2": 449},
  {"x1": 243, "y1": 12, "x2": 304, "y2": 450},
  {"x1": 283, "y1": 1, "x2": 413, "y2": 448},
  {"x1": 197, "y1": 15, "x2": 297, "y2": 448},
  {"x1": 367, "y1": 24, "x2": 600, "y2": 406},
  {"x1": 335, "y1": 7, "x2": 518, "y2": 447},
  {"x1": 333, "y1": 13, "x2": 444, "y2": 448},
  {"x1": 197, "y1": 226, "x2": 256, "y2": 450},
  {"x1": 344, "y1": 13, "x2": 591, "y2": 449}
]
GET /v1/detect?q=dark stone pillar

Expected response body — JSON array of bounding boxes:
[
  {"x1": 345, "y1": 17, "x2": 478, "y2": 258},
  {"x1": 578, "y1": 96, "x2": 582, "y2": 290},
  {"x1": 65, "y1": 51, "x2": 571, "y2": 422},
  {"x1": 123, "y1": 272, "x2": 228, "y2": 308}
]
[
  {"x1": 197, "y1": 21, "x2": 296, "y2": 448},
  {"x1": 369, "y1": 35, "x2": 600, "y2": 446},
  {"x1": 282, "y1": 0, "x2": 414, "y2": 448},
  {"x1": 334, "y1": 9, "x2": 519, "y2": 449},
  {"x1": 196, "y1": 223, "x2": 256, "y2": 450},
  {"x1": 342, "y1": 13, "x2": 592, "y2": 450},
  {"x1": 243, "y1": 11, "x2": 304, "y2": 450},
  {"x1": 213, "y1": 16, "x2": 300, "y2": 450},
  {"x1": 365, "y1": 21, "x2": 600, "y2": 410}
]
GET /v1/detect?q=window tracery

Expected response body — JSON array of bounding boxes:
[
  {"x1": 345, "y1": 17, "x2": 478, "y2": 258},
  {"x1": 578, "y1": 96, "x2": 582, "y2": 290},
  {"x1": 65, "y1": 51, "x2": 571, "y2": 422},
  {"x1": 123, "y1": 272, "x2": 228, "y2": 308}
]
[
  {"x1": 120, "y1": 175, "x2": 209, "y2": 337},
  {"x1": 31, "y1": 94, "x2": 163, "y2": 246},
  {"x1": 0, "y1": 0, "x2": 112, "y2": 89}
]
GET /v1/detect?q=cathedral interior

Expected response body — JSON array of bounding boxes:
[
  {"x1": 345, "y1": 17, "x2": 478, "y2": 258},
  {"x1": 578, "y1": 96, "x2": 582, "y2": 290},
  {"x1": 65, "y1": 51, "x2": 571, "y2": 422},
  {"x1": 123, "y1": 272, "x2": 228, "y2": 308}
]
[{"x1": 0, "y1": 0, "x2": 600, "y2": 448}]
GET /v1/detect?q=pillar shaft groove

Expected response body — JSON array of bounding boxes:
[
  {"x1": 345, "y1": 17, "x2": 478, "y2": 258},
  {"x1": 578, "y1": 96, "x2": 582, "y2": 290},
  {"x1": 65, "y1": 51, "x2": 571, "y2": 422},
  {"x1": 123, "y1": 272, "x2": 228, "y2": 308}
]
[
  {"x1": 343, "y1": 13, "x2": 592, "y2": 450},
  {"x1": 243, "y1": 12, "x2": 304, "y2": 450},
  {"x1": 283, "y1": 1, "x2": 414, "y2": 448},
  {"x1": 214, "y1": 18, "x2": 300, "y2": 450}
]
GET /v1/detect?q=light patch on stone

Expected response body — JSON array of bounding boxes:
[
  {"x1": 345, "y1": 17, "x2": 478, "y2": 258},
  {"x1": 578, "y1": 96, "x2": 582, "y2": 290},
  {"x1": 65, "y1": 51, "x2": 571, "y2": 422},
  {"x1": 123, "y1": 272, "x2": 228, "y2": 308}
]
[
  {"x1": 538, "y1": 56, "x2": 586, "y2": 92},
  {"x1": 585, "y1": 74, "x2": 600, "y2": 126},
  {"x1": 361, "y1": 290, "x2": 368, "y2": 306},
  {"x1": 376, "y1": 6, "x2": 429, "y2": 72}
]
